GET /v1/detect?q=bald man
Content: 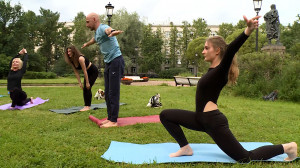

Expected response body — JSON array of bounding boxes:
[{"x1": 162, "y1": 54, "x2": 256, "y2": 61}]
[{"x1": 82, "y1": 12, "x2": 125, "y2": 128}]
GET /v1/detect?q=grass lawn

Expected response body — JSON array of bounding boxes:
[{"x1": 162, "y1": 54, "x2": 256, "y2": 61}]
[{"x1": 0, "y1": 82, "x2": 299, "y2": 167}]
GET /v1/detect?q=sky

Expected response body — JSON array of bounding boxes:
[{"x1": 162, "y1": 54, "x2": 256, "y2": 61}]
[{"x1": 9, "y1": 0, "x2": 299, "y2": 26}]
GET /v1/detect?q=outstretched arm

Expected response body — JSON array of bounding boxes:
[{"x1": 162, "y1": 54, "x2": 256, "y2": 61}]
[
  {"x1": 105, "y1": 27, "x2": 123, "y2": 37},
  {"x1": 244, "y1": 15, "x2": 260, "y2": 36},
  {"x1": 220, "y1": 15, "x2": 261, "y2": 70},
  {"x1": 20, "y1": 49, "x2": 28, "y2": 74},
  {"x1": 82, "y1": 37, "x2": 96, "y2": 49}
]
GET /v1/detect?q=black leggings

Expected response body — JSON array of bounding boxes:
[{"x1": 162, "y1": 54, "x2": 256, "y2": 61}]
[
  {"x1": 9, "y1": 88, "x2": 31, "y2": 107},
  {"x1": 160, "y1": 109, "x2": 284, "y2": 162},
  {"x1": 83, "y1": 64, "x2": 98, "y2": 106}
]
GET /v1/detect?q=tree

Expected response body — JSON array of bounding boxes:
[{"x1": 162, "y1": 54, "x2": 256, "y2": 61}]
[
  {"x1": 226, "y1": 29, "x2": 267, "y2": 55},
  {"x1": 191, "y1": 18, "x2": 210, "y2": 39},
  {"x1": 235, "y1": 20, "x2": 247, "y2": 30},
  {"x1": 140, "y1": 24, "x2": 164, "y2": 73},
  {"x1": 110, "y1": 9, "x2": 143, "y2": 62},
  {"x1": 186, "y1": 37, "x2": 208, "y2": 74},
  {"x1": 37, "y1": 8, "x2": 64, "y2": 72},
  {"x1": 0, "y1": 0, "x2": 23, "y2": 55},
  {"x1": 169, "y1": 22, "x2": 179, "y2": 68},
  {"x1": 179, "y1": 21, "x2": 192, "y2": 68},
  {"x1": 217, "y1": 23, "x2": 234, "y2": 39},
  {"x1": 281, "y1": 14, "x2": 300, "y2": 55}
]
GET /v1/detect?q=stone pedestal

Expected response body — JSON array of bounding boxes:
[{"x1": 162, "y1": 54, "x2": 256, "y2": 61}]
[{"x1": 261, "y1": 45, "x2": 286, "y2": 55}]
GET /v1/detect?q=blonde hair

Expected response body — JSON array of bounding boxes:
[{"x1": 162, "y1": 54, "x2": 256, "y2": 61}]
[
  {"x1": 206, "y1": 36, "x2": 239, "y2": 85},
  {"x1": 11, "y1": 58, "x2": 23, "y2": 70}
]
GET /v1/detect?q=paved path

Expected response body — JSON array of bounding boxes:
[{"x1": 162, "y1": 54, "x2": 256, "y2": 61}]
[{"x1": 130, "y1": 80, "x2": 176, "y2": 86}]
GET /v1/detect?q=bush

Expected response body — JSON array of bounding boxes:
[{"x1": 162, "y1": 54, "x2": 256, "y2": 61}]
[
  {"x1": 24, "y1": 71, "x2": 57, "y2": 79},
  {"x1": 233, "y1": 52, "x2": 299, "y2": 102},
  {"x1": 158, "y1": 68, "x2": 188, "y2": 79}
]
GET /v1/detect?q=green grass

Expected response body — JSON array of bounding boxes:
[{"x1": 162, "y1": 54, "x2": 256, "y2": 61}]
[{"x1": 0, "y1": 83, "x2": 299, "y2": 167}]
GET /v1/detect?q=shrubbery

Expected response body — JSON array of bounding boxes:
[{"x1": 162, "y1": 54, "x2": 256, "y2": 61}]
[
  {"x1": 158, "y1": 68, "x2": 188, "y2": 79},
  {"x1": 233, "y1": 52, "x2": 299, "y2": 102},
  {"x1": 24, "y1": 71, "x2": 57, "y2": 79}
]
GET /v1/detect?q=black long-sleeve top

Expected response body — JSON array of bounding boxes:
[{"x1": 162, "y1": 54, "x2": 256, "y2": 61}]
[
  {"x1": 195, "y1": 31, "x2": 249, "y2": 114},
  {"x1": 7, "y1": 53, "x2": 28, "y2": 91}
]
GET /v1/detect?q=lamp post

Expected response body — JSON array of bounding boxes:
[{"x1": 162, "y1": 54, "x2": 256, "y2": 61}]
[
  {"x1": 195, "y1": 53, "x2": 198, "y2": 77},
  {"x1": 105, "y1": 2, "x2": 114, "y2": 26},
  {"x1": 253, "y1": 0, "x2": 262, "y2": 52},
  {"x1": 97, "y1": 2, "x2": 114, "y2": 77}
]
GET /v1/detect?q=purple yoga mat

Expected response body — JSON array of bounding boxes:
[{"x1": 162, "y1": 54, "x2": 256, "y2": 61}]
[{"x1": 0, "y1": 97, "x2": 49, "y2": 110}]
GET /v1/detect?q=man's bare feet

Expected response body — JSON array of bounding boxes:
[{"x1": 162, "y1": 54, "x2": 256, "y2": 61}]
[
  {"x1": 80, "y1": 106, "x2": 90, "y2": 111},
  {"x1": 169, "y1": 144, "x2": 193, "y2": 157},
  {"x1": 100, "y1": 121, "x2": 118, "y2": 128},
  {"x1": 30, "y1": 97, "x2": 34, "y2": 104},
  {"x1": 100, "y1": 119, "x2": 110, "y2": 125},
  {"x1": 283, "y1": 142, "x2": 298, "y2": 161}
]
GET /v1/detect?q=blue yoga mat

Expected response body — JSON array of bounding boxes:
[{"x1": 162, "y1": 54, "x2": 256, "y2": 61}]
[{"x1": 101, "y1": 141, "x2": 299, "y2": 164}]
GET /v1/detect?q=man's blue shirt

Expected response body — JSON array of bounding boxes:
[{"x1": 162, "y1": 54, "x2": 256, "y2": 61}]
[{"x1": 94, "y1": 24, "x2": 122, "y2": 63}]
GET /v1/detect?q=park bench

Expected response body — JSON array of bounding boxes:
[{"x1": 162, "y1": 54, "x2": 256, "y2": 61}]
[{"x1": 173, "y1": 76, "x2": 201, "y2": 86}]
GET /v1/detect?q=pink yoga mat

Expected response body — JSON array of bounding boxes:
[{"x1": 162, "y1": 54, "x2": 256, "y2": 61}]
[{"x1": 89, "y1": 115, "x2": 160, "y2": 127}]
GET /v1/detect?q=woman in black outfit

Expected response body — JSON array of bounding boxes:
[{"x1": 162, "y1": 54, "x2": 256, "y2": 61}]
[
  {"x1": 159, "y1": 16, "x2": 297, "y2": 162},
  {"x1": 64, "y1": 45, "x2": 98, "y2": 111},
  {"x1": 7, "y1": 48, "x2": 33, "y2": 109}
]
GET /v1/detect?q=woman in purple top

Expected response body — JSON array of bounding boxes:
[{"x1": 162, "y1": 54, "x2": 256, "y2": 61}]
[{"x1": 159, "y1": 15, "x2": 297, "y2": 162}]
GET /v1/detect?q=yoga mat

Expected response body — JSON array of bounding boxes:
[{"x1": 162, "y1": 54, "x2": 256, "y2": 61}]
[
  {"x1": 89, "y1": 115, "x2": 160, "y2": 127},
  {"x1": 49, "y1": 103, "x2": 126, "y2": 114},
  {"x1": 0, "y1": 95, "x2": 8, "y2": 98},
  {"x1": 0, "y1": 97, "x2": 49, "y2": 110},
  {"x1": 102, "y1": 141, "x2": 299, "y2": 164}
]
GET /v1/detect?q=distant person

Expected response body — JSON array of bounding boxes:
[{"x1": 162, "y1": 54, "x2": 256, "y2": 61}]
[
  {"x1": 264, "y1": 4, "x2": 280, "y2": 44},
  {"x1": 82, "y1": 12, "x2": 125, "y2": 128},
  {"x1": 64, "y1": 45, "x2": 98, "y2": 111},
  {"x1": 159, "y1": 15, "x2": 297, "y2": 162},
  {"x1": 7, "y1": 48, "x2": 33, "y2": 109}
]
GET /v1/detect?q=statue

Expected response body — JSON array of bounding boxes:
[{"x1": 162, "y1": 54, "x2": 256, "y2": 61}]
[{"x1": 264, "y1": 4, "x2": 281, "y2": 45}]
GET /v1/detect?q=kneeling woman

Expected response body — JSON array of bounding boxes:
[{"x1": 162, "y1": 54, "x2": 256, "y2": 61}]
[
  {"x1": 65, "y1": 45, "x2": 98, "y2": 111},
  {"x1": 7, "y1": 48, "x2": 33, "y2": 109}
]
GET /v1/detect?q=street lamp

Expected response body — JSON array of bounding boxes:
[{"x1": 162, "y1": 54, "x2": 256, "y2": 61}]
[
  {"x1": 253, "y1": 0, "x2": 262, "y2": 52},
  {"x1": 105, "y1": 2, "x2": 114, "y2": 26},
  {"x1": 195, "y1": 53, "x2": 198, "y2": 77}
]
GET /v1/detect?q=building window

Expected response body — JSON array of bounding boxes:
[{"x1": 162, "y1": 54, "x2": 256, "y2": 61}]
[
  {"x1": 165, "y1": 59, "x2": 170, "y2": 65},
  {"x1": 131, "y1": 67, "x2": 136, "y2": 74}
]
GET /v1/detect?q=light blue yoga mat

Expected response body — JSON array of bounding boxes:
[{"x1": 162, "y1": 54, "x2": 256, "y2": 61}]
[{"x1": 101, "y1": 141, "x2": 299, "y2": 164}]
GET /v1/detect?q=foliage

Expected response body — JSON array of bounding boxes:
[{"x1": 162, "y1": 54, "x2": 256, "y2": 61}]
[
  {"x1": 191, "y1": 18, "x2": 210, "y2": 39},
  {"x1": 178, "y1": 21, "x2": 193, "y2": 68},
  {"x1": 111, "y1": 9, "x2": 144, "y2": 61},
  {"x1": 226, "y1": 29, "x2": 267, "y2": 55},
  {"x1": 281, "y1": 14, "x2": 300, "y2": 55},
  {"x1": 23, "y1": 71, "x2": 57, "y2": 79},
  {"x1": 186, "y1": 37, "x2": 209, "y2": 74},
  {"x1": 234, "y1": 52, "x2": 299, "y2": 102},
  {"x1": 168, "y1": 22, "x2": 179, "y2": 68},
  {"x1": 158, "y1": 68, "x2": 188, "y2": 79},
  {"x1": 0, "y1": 1, "x2": 23, "y2": 55},
  {"x1": 0, "y1": 53, "x2": 11, "y2": 78},
  {"x1": 37, "y1": 8, "x2": 64, "y2": 72},
  {"x1": 217, "y1": 23, "x2": 234, "y2": 39},
  {"x1": 140, "y1": 24, "x2": 164, "y2": 73}
]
